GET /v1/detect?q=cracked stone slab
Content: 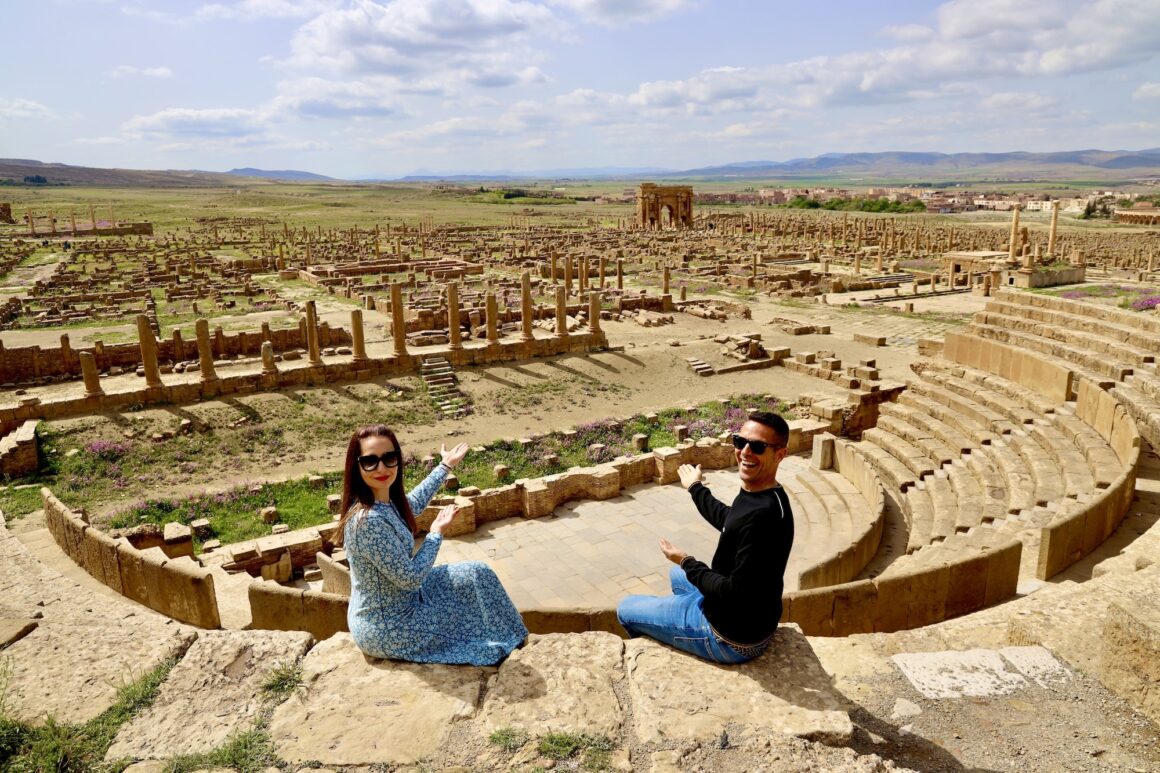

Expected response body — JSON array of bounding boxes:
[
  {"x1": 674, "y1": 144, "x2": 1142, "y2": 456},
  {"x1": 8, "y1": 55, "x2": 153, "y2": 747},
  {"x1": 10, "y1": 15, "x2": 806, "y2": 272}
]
[
  {"x1": 268, "y1": 633, "x2": 486, "y2": 766},
  {"x1": 0, "y1": 617, "x2": 37, "y2": 648},
  {"x1": 892, "y1": 649, "x2": 1028, "y2": 699},
  {"x1": 480, "y1": 631, "x2": 624, "y2": 737},
  {"x1": 625, "y1": 624, "x2": 852, "y2": 745},
  {"x1": 1, "y1": 619, "x2": 197, "y2": 725},
  {"x1": 106, "y1": 629, "x2": 314, "y2": 761}
]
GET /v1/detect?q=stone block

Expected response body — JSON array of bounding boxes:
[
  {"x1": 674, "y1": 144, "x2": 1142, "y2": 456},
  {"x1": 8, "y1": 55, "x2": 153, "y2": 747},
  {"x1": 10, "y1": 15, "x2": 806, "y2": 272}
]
[
  {"x1": 811, "y1": 432, "x2": 835, "y2": 470},
  {"x1": 326, "y1": 494, "x2": 342, "y2": 514},
  {"x1": 625, "y1": 628, "x2": 851, "y2": 745},
  {"x1": 260, "y1": 506, "x2": 280, "y2": 524},
  {"x1": 268, "y1": 633, "x2": 485, "y2": 766},
  {"x1": 481, "y1": 632, "x2": 624, "y2": 736},
  {"x1": 1101, "y1": 601, "x2": 1160, "y2": 726}
]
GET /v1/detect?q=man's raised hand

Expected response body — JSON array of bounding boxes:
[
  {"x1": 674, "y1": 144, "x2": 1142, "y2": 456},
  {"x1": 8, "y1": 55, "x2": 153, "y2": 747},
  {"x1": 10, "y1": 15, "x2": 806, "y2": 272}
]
[{"x1": 677, "y1": 463, "x2": 703, "y2": 490}]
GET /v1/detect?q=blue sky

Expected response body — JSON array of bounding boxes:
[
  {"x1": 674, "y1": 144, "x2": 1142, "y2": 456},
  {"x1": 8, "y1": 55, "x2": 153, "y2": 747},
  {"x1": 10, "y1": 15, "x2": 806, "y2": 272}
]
[{"x1": 2, "y1": 0, "x2": 1158, "y2": 178}]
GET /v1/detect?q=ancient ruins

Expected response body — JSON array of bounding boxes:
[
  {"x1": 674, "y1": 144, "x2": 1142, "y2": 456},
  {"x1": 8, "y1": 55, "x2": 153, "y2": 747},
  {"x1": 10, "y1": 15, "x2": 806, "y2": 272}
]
[{"x1": 1, "y1": 190, "x2": 1159, "y2": 770}]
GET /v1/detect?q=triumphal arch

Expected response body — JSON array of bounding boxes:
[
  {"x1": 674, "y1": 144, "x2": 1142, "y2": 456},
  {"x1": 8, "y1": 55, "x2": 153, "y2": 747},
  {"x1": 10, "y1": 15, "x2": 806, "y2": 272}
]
[{"x1": 636, "y1": 183, "x2": 693, "y2": 229}]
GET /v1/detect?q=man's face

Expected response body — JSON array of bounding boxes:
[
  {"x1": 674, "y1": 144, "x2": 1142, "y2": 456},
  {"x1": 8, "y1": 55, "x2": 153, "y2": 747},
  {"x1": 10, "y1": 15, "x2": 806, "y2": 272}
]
[{"x1": 734, "y1": 420, "x2": 787, "y2": 491}]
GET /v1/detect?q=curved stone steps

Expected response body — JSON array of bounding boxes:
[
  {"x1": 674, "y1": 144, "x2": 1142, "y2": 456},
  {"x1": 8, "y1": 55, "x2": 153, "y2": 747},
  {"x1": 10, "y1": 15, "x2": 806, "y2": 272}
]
[
  {"x1": 875, "y1": 412, "x2": 959, "y2": 468},
  {"x1": 851, "y1": 438, "x2": 916, "y2": 493},
  {"x1": 1026, "y1": 420, "x2": 1094, "y2": 498},
  {"x1": 905, "y1": 379, "x2": 1017, "y2": 440},
  {"x1": 920, "y1": 356, "x2": 1059, "y2": 416},
  {"x1": 1001, "y1": 428, "x2": 1066, "y2": 506},
  {"x1": 967, "y1": 320, "x2": 1126, "y2": 384},
  {"x1": 862, "y1": 427, "x2": 936, "y2": 481},
  {"x1": 882, "y1": 401, "x2": 974, "y2": 456},
  {"x1": 943, "y1": 459, "x2": 1002, "y2": 532},
  {"x1": 902, "y1": 484, "x2": 935, "y2": 552},
  {"x1": 921, "y1": 369, "x2": 1040, "y2": 427},
  {"x1": 1052, "y1": 404, "x2": 1124, "y2": 488},
  {"x1": 974, "y1": 306, "x2": 1155, "y2": 366},
  {"x1": 1113, "y1": 375, "x2": 1160, "y2": 452},
  {"x1": 898, "y1": 389, "x2": 1001, "y2": 448},
  {"x1": 922, "y1": 472, "x2": 960, "y2": 545},
  {"x1": 983, "y1": 293, "x2": 1155, "y2": 352}
]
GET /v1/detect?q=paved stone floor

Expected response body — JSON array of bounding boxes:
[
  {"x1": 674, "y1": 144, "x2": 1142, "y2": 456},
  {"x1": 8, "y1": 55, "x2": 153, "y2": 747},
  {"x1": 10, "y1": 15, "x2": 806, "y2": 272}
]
[{"x1": 437, "y1": 455, "x2": 844, "y2": 609}]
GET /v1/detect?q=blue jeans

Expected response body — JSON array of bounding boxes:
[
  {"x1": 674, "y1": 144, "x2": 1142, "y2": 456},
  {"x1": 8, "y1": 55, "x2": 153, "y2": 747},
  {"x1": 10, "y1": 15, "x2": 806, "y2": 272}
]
[{"x1": 616, "y1": 566, "x2": 764, "y2": 664}]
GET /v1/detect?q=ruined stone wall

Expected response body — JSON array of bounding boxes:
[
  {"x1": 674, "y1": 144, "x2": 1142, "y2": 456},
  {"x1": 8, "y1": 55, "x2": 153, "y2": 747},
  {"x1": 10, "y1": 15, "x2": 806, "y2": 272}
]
[
  {"x1": 41, "y1": 488, "x2": 221, "y2": 628},
  {"x1": 0, "y1": 421, "x2": 38, "y2": 477}
]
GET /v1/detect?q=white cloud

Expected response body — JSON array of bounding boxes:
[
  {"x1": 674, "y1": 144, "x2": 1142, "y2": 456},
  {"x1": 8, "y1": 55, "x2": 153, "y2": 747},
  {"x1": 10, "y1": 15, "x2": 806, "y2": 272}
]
[
  {"x1": 75, "y1": 136, "x2": 128, "y2": 145},
  {"x1": 881, "y1": 24, "x2": 933, "y2": 42},
  {"x1": 550, "y1": 0, "x2": 692, "y2": 26},
  {"x1": 1134, "y1": 82, "x2": 1160, "y2": 100},
  {"x1": 108, "y1": 65, "x2": 173, "y2": 79},
  {"x1": 122, "y1": 107, "x2": 269, "y2": 138},
  {"x1": 271, "y1": 77, "x2": 409, "y2": 119},
  {"x1": 194, "y1": 0, "x2": 339, "y2": 20},
  {"x1": 0, "y1": 98, "x2": 56, "y2": 121},
  {"x1": 979, "y1": 91, "x2": 1059, "y2": 112}
]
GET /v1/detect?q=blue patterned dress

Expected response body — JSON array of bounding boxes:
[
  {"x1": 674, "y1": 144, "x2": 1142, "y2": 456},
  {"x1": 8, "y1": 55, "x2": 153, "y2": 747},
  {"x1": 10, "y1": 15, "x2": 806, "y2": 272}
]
[{"x1": 345, "y1": 465, "x2": 528, "y2": 665}]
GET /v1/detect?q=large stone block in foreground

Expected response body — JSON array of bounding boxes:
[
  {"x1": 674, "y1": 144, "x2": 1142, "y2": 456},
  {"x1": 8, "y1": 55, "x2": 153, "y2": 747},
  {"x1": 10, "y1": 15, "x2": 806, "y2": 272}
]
[
  {"x1": 268, "y1": 633, "x2": 486, "y2": 766},
  {"x1": 625, "y1": 625, "x2": 852, "y2": 745},
  {"x1": 0, "y1": 620, "x2": 196, "y2": 725},
  {"x1": 481, "y1": 631, "x2": 624, "y2": 737},
  {"x1": 106, "y1": 629, "x2": 314, "y2": 760},
  {"x1": 1102, "y1": 601, "x2": 1160, "y2": 726}
]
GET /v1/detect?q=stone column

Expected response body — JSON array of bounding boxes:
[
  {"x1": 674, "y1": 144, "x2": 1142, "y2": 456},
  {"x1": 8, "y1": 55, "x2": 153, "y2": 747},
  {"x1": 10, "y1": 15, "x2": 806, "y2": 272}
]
[
  {"x1": 261, "y1": 341, "x2": 278, "y2": 376},
  {"x1": 579, "y1": 256, "x2": 588, "y2": 293},
  {"x1": 555, "y1": 286, "x2": 568, "y2": 338},
  {"x1": 550, "y1": 251, "x2": 558, "y2": 283},
  {"x1": 172, "y1": 329, "x2": 185, "y2": 363},
  {"x1": 1048, "y1": 200, "x2": 1060, "y2": 257},
  {"x1": 390, "y1": 283, "x2": 407, "y2": 357},
  {"x1": 195, "y1": 319, "x2": 218, "y2": 383},
  {"x1": 564, "y1": 255, "x2": 573, "y2": 294},
  {"x1": 137, "y1": 314, "x2": 163, "y2": 388},
  {"x1": 854, "y1": 252, "x2": 862, "y2": 275},
  {"x1": 80, "y1": 351, "x2": 103, "y2": 397},
  {"x1": 305, "y1": 301, "x2": 323, "y2": 366},
  {"x1": 486, "y1": 291, "x2": 499, "y2": 344},
  {"x1": 588, "y1": 291, "x2": 601, "y2": 335},
  {"x1": 616, "y1": 258, "x2": 624, "y2": 290},
  {"x1": 351, "y1": 308, "x2": 368, "y2": 362},
  {"x1": 520, "y1": 272, "x2": 534, "y2": 342},
  {"x1": 662, "y1": 265, "x2": 671, "y2": 295},
  {"x1": 598, "y1": 256, "x2": 606, "y2": 289},
  {"x1": 1008, "y1": 204, "x2": 1021, "y2": 261},
  {"x1": 446, "y1": 284, "x2": 462, "y2": 350}
]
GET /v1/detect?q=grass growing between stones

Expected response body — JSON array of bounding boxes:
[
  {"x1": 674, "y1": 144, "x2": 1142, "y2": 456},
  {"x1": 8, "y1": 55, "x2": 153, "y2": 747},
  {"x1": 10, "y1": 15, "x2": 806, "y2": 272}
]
[
  {"x1": 0, "y1": 656, "x2": 176, "y2": 773},
  {"x1": 162, "y1": 719, "x2": 281, "y2": 773},
  {"x1": 259, "y1": 662, "x2": 303, "y2": 701},
  {"x1": 538, "y1": 732, "x2": 615, "y2": 770}
]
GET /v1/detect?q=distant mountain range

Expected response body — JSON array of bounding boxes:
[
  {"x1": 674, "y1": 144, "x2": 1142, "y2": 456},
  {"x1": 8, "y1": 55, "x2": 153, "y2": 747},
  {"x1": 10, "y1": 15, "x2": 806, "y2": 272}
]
[{"x1": 3, "y1": 149, "x2": 1160, "y2": 187}]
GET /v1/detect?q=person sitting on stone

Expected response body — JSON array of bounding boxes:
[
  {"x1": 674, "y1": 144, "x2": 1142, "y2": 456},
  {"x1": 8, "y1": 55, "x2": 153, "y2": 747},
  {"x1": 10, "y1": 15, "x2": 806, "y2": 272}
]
[
  {"x1": 334, "y1": 424, "x2": 527, "y2": 665},
  {"x1": 616, "y1": 411, "x2": 794, "y2": 664}
]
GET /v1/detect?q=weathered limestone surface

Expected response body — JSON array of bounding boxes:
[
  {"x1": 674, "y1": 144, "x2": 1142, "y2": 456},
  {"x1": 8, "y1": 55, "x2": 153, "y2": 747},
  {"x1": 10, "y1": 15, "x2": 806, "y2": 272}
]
[
  {"x1": 624, "y1": 625, "x2": 852, "y2": 746},
  {"x1": 1, "y1": 620, "x2": 196, "y2": 725},
  {"x1": 1101, "y1": 601, "x2": 1160, "y2": 725},
  {"x1": 481, "y1": 632, "x2": 624, "y2": 736},
  {"x1": 106, "y1": 629, "x2": 314, "y2": 760},
  {"x1": 268, "y1": 633, "x2": 485, "y2": 766}
]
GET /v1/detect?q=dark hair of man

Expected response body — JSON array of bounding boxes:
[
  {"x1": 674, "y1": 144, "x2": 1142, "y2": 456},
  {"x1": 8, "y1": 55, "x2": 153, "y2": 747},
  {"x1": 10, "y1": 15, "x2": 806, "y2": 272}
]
[{"x1": 746, "y1": 411, "x2": 789, "y2": 449}]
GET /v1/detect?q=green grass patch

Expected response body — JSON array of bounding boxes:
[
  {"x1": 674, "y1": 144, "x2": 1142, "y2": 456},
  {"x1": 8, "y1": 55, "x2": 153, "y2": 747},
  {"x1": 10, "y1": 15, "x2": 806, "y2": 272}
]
[
  {"x1": 536, "y1": 732, "x2": 615, "y2": 768},
  {"x1": 0, "y1": 486, "x2": 44, "y2": 522},
  {"x1": 0, "y1": 656, "x2": 176, "y2": 772},
  {"x1": 259, "y1": 662, "x2": 302, "y2": 701},
  {"x1": 163, "y1": 720, "x2": 281, "y2": 773},
  {"x1": 488, "y1": 726, "x2": 529, "y2": 753}
]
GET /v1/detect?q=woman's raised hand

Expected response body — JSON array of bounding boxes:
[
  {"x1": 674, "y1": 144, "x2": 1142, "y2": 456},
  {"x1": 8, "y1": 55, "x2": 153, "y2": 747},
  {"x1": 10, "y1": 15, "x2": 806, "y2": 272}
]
[
  {"x1": 440, "y1": 442, "x2": 469, "y2": 469},
  {"x1": 430, "y1": 504, "x2": 458, "y2": 536}
]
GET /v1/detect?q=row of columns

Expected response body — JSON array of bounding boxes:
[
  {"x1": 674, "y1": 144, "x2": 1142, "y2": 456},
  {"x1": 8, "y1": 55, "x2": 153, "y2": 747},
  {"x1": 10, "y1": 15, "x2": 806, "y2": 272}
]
[
  {"x1": 548, "y1": 253, "x2": 625, "y2": 293},
  {"x1": 85, "y1": 280, "x2": 603, "y2": 397}
]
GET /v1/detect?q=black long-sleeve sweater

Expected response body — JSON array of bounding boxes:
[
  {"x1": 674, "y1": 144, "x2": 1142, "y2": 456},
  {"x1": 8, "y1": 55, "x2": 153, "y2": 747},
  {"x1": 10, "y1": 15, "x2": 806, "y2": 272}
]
[{"x1": 681, "y1": 481, "x2": 794, "y2": 645}]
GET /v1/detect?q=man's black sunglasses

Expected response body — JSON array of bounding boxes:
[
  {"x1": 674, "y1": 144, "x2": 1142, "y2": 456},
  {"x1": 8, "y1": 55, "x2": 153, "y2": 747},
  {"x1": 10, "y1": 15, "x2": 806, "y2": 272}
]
[
  {"x1": 358, "y1": 451, "x2": 400, "y2": 471},
  {"x1": 731, "y1": 434, "x2": 783, "y2": 455}
]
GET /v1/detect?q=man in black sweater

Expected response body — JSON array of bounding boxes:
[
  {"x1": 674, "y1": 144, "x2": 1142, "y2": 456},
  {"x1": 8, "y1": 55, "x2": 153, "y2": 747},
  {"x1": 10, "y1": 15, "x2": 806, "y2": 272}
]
[{"x1": 616, "y1": 411, "x2": 794, "y2": 663}]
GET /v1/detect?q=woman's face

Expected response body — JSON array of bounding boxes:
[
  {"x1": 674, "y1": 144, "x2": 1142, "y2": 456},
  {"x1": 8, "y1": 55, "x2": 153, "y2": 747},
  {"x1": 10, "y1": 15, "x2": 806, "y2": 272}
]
[{"x1": 358, "y1": 435, "x2": 399, "y2": 501}]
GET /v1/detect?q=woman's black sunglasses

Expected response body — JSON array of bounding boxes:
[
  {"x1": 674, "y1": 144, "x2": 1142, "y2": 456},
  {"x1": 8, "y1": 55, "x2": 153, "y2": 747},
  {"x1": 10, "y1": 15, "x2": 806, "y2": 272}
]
[
  {"x1": 358, "y1": 451, "x2": 400, "y2": 471},
  {"x1": 731, "y1": 434, "x2": 782, "y2": 455}
]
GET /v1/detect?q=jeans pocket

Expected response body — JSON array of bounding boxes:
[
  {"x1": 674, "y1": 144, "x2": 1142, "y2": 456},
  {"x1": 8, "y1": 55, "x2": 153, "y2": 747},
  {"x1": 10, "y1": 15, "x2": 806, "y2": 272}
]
[{"x1": 671, "y1": 635, "x2": 714, "y2": 661}]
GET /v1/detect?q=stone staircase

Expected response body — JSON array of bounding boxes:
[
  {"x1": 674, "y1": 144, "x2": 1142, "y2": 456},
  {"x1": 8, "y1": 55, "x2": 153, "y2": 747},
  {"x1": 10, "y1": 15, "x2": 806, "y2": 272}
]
[{"x1": 420, "y1": 354, "x2": 470, "y2": 418}]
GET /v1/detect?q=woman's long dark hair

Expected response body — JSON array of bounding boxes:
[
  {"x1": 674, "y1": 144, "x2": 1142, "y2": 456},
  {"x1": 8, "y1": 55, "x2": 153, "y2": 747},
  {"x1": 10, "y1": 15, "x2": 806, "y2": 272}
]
[{"x1": 333, "y1": 424, "x2": 415, "y2": 546}]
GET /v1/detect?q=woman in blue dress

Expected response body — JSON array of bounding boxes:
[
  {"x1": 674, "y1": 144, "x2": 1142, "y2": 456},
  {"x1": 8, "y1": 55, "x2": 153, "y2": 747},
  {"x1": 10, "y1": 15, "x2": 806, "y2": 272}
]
[{"x1": 334, "y1": 424, "x2": 527, "y2": 665}]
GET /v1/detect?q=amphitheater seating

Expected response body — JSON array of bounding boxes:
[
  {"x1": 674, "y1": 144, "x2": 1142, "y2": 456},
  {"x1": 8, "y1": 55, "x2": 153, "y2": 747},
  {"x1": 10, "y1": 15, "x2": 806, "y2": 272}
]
[{"x1": 852, "y1": 340, "x2": 1135, "y2": 580}]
